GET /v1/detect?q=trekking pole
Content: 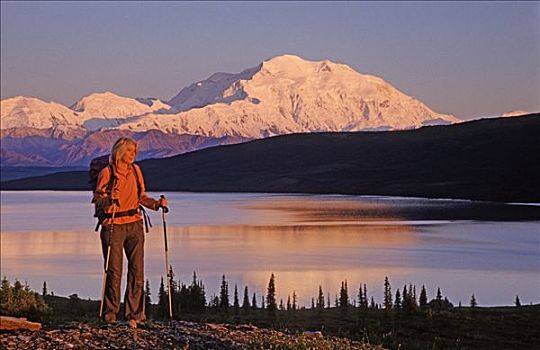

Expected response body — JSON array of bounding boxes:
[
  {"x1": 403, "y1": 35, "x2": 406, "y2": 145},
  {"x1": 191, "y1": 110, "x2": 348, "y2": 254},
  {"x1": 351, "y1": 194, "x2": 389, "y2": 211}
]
[
  {"x1": 160, "y1": 195, "x2": 173, "y2": 323},
  {"x1": 99, "y1": 201, "x2": 117, "y2": 319}
]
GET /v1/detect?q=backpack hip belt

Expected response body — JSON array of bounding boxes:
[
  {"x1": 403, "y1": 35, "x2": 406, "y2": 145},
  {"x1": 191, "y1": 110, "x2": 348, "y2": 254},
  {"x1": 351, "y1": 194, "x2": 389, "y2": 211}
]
[{"x1": 95, "y1": 206, "x2": 152, "y2": 233}]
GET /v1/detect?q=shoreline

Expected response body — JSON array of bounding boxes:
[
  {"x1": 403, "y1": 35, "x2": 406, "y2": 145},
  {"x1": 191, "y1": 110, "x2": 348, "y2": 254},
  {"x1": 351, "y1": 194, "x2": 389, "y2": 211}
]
[{"x1": 2, "y1": 188, "x2": 540, "y2": 206}]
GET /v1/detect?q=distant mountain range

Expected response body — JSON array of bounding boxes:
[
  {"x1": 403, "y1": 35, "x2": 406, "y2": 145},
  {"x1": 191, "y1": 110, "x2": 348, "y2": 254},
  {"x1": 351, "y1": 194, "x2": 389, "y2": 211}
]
[
  {"x1": 3, "y1": 114, "x2": 539, "y2": 204},
  {"x1": 1, "y1": 54, "x2": 459, "y2": 167}
]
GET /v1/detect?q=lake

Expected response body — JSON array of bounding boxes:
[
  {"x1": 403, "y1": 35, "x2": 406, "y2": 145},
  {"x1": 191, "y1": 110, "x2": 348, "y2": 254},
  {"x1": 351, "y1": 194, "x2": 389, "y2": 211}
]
[{"x1": 1, "y1": 191, "x2": 539, "y2": 307}]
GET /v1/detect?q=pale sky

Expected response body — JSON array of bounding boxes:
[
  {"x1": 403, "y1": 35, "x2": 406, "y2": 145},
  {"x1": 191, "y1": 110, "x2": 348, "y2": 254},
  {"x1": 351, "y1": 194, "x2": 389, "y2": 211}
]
[{"x1": 1, "y1": 1, "x2": 539, "y2": 120}]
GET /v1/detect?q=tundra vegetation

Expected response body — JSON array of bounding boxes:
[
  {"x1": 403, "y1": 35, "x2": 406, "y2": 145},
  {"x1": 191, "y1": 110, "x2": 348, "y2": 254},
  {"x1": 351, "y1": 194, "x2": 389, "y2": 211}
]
[{"x1": 1, "y1": 273, "x2": 538, "y2": 349}]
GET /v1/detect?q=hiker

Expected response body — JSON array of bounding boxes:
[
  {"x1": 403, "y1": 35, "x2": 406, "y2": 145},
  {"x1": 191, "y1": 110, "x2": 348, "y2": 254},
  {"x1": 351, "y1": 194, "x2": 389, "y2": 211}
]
[{"x1": 93, "y1": 137, "x2": 167, "y2": 328}]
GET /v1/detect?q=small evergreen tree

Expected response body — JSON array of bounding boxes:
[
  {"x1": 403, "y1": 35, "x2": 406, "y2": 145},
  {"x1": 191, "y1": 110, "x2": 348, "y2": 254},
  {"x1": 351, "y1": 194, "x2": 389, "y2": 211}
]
[
  {"x1": 292, "y1": 291, "x2": 297, "y2": 310},
  {"x1": 339, "y1": 281, "x2": 349, "y2": 309},
  {"x1": 266, "y1": 274, "x2": 277, "y2": 316},
  {"x1": 419, "y1": 285, "x2": 428, "y2": 308},
  {"x1": 219, "y1": 275, "x2": 229, "y2": 310},
  {"x1": 286, "y1": 295, "x2": 291, "y2": 310},
  {"x1": 252, "y1": 293, "x2": 258, "y2": 309},
  {"x1": 435, "y1": 287, "x2": 443, "y2": 310},
  {"x1": 394, "y1": 289, "x2": 401, "y2": 309},
  {"x1": 370, "y1": 296, "x2": 376, "y2": 308},
  {"x1": 317, "y1": 286, "x2": 325, "y2": 309},
  {"x1": 233, "y1": 284, "x2": 240, "y2": 315},
  {"x1": 158, "y1": 276, "x2": 167, "y2": 318},
  {"x1": 470, "y1": 294, "x2": 477, "y2": 308},
  {"x1": 242, "y1": 286, "x2": 250, "y2": 310},
  {"x1": 42, "y1": 281, "x2": 47, "y2": 297},
  {"x1": 144, "y1": 280, "x2": 152, "y2": 317},
  {"x1": 311, "y1": 298, "x2": 315, "y2": 309},
  {"x1": 327, "y1": 293, "x2": 331, "y2": 309},
  {"x1": 383, "y1": 277, "x2": 393, "y2": 310},
  {"x1": 515, "y1": 295, "x2": 521, "y2": 307},
  {"x1": 363, "y1": 284, "x2": 368, "y2": 307},
  {"x1": 402, "y1": 285, "x2": 409, "y2": 310}
]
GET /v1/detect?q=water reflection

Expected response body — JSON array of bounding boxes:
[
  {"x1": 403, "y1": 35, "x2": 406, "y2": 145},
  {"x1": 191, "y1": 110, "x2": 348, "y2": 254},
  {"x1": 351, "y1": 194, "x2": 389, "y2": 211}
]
[{"x1": 1, "y1": 191, "x2": 539, "y2": 306}]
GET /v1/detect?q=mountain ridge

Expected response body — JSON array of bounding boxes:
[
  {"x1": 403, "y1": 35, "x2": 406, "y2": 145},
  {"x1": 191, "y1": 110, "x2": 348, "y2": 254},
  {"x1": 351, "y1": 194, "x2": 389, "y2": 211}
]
[
  {"x1": 3, "y1": 114, "x2": 539, "y2": 203},
  {"x1": 1, "y1": 54, "x2": 457, "y2": 137}
]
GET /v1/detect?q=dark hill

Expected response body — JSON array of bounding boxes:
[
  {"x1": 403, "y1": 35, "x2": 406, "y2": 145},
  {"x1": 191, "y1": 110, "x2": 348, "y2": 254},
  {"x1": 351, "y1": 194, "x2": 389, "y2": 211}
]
[{"x1": 2, "y1": 114, "x2": 539, "y2": 202}]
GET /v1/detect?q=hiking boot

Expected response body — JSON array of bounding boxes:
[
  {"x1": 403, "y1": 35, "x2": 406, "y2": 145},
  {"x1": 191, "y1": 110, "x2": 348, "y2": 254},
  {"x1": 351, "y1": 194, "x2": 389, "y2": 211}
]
[
  {"x1": 103, "y1": 314, "x2": 117, "y2": 325},
  {"x1": 128, "y1": 319, "x2": 137, "y2": 329}
]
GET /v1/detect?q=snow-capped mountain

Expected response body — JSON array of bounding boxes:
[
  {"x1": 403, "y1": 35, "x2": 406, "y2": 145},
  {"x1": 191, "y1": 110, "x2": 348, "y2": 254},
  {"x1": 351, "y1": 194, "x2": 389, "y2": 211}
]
[
  {"x1": 1, "y1": 96, "x2": 82, "y2": 130},
  {"x1": 120, "y1": 55, "x2": 458, "y2": 137},
  {"x1": 70, "y1": 91, "x2": 169, "y2": 118},
  {"x1": 501, "y1": 110, "x2": 532, "y2": 118},
  {"x1": 2, "y1": 55, "x2": 458, "y2": 137},
  {"x1": 1, "y1": 54, "x2": 464, "y2": 166},
  {"x1": 1, "y1": 92, "x2": 171, "y2": 132}
]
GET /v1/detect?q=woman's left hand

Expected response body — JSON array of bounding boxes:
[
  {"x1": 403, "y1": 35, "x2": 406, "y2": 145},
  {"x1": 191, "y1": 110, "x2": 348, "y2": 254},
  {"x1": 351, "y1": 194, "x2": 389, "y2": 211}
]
[{"x1": 158, "y1": 196, "x2": 168, "y2": 209}]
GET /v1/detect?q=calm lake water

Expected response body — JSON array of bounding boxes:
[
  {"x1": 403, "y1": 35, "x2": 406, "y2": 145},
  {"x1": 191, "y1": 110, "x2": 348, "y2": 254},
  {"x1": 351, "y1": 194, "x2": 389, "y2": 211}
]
[{"x1": 1, "y1": 191, "x2": 539, "y2": 307}]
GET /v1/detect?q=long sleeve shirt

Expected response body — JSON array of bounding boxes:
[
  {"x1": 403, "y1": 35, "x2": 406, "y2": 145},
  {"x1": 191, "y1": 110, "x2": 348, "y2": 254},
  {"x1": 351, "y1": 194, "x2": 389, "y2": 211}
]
[{"x1": 93, "y1": 163, "x2": 159, "y2": 225}]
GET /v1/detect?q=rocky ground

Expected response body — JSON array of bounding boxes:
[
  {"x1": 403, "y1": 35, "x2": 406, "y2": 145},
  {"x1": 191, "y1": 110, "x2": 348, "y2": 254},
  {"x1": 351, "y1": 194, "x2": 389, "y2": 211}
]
[{"x1": 0, "y1": 320, "x2": 382, "y2": 350}]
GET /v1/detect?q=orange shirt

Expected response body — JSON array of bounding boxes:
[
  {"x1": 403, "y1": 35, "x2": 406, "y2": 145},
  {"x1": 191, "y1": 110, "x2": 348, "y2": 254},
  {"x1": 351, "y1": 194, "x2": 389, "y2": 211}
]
[{"x1": 94, "y1": 163, "x2": 158, "y2": 225}]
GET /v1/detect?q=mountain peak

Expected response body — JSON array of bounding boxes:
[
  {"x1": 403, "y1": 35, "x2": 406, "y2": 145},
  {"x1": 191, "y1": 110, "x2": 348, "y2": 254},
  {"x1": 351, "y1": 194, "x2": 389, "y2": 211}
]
[{"x1": 70, "y1": 91, "x2": 169, "y2": 119}]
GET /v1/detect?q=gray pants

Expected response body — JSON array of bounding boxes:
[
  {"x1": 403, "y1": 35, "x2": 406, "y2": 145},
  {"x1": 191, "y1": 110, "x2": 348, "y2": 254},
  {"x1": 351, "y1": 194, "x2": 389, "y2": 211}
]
[{"x1": 100, "y1": 220, "x2": 145, "y2": 322}]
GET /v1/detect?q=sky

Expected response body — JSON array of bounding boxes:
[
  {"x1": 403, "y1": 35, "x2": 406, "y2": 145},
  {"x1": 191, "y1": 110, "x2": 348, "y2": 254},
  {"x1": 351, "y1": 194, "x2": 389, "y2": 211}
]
[{"x1": 1, "y1": 1, "x2": 539, "y2": 120}]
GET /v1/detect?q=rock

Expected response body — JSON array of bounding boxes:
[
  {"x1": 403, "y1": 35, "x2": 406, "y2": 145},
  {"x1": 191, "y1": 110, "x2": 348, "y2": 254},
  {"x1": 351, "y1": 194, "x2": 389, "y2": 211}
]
[
  {"x1": 0, "y1": 316, "x2": 42, "y2": 331},
  {"x1": 0, "y1": 320, "x2": 384, "y2": 349},
  {"x1": 303, "y1": 330, "x2": 324, "y2": 339}
]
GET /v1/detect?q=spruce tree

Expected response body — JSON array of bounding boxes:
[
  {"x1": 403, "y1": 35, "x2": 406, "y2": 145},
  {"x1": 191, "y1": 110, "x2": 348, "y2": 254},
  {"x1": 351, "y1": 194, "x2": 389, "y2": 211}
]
[
  {"x1": 327, "y1": 293, "x2": 331, "y2": 309},
  {"x1": 144, "y1": 280, "x2": 152, "y2": 317},
  {"x1": 339, "y1": 281, "x2": 349, "y2": 309},
  {"x1": 266, "y1": 274, "x2": 277, "y2": 315},
  {"x1": 370, "y1": 296, "x2": 376, "y2": 308},
  {"x1": 311, "y1": 298, "x2": 315, "y2": 309},
  {"x1": 219, "y1": 275, "x2": 229, "y2": 310},
  {"x1": 252, "y1": 293, "x2": 258, "y2": 309},
  {"x1": 158, "y1": 276, "x2": 167, "y2": 318},
  {"x1": 42, "y1": 281, "x2": 47, "y2": 297},
  {"x1": 515, "y1": 295, "x2": 521, "y2": 307},
  {"x1": 233, "y1": 284, "x2": 240, "y2": 314},
  {"x1": 394, "y1": 289, "x2": 401, "y2": 309},
  {"x1": 419, "y1": 285, "x2": 428, "y2": 308},
  {"x1": 470, "y1": 294, "x2": 477, "y2": 308},
  {"x1": 242, "y1": 286, "x2": 250, "y2": 310},
  {"x1": 317, "y1": 286, "x2": 325, "y2": 309},
  {"x1": 279, "y1": 298, "x2": 284, "y2": 311},
  {"x1": 292, "y1": 291, "x2": 297, "y2": 310},
  {"x1": 363, "y1": 284, "x2": 368, "y2": 307},
  {"x1": 435, "y1": 287, "x2": 443, "y2": 311},
  {"x1": 286, "y1": 295, "x2": 291, "y2": 310},
  {"x1": 402, "y1": 285, "x2": 409, "y2": 310},
  {"x1": 383, "y1": 277, "x2": 393, "y2": 309}
]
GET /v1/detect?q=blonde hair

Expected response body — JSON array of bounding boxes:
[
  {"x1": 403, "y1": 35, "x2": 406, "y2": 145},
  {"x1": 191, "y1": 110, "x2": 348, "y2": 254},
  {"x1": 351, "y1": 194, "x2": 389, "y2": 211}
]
[{"x1": 109, "y1": 137, "x2": 138, "y2": 167}]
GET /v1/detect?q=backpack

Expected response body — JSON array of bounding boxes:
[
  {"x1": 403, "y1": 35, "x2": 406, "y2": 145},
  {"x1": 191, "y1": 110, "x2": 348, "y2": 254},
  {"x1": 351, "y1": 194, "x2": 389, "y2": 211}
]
[{"x1": 89, "y1": 154, "x2": 151, "y2": 232}]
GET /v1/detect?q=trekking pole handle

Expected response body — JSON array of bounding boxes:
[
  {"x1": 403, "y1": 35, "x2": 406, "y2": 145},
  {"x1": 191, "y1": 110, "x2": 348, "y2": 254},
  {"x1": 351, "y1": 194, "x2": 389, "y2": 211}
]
[{"x1": 160, "y1": 195, "x2": 169, "y2": 213}]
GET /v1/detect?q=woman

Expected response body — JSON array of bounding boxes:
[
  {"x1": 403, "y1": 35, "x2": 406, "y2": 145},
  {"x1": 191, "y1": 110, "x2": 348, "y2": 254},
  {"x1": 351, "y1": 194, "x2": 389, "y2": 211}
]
[{"x1": 94, "y1": 137, "x2": 167, "y2": 328}]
